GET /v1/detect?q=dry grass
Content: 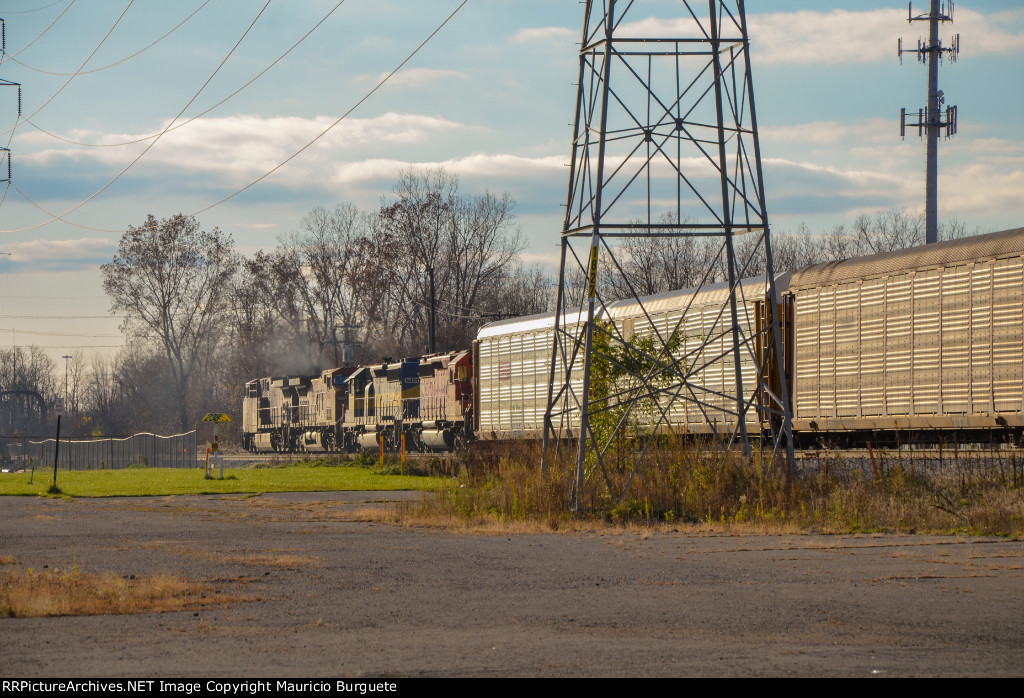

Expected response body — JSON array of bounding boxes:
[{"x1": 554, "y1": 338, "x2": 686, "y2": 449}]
[
  {"x1": 401, "y1": 440, "x2": 1024, "y2": 536},
  {"x1": 136, "y1": 542, "x2": 321, "y2": 569},
  {"x1": 0, "y1": 567, "x2": 220, "y2": 618}
]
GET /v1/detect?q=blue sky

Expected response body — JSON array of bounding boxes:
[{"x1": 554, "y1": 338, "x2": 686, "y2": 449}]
[{"x1": 0, "y1": 0, "x2": 1021, "y2": 359}]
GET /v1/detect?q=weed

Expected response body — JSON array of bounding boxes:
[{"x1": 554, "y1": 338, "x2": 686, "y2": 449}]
[
  {"x1": 404, "y1": 440, "x2": 1024, "y2": 536},
  {"x1": 0, "y1": 566, "x2": 217, "y2": 617}
]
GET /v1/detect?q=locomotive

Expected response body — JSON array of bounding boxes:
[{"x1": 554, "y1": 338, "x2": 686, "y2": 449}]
[
  {"x1": 242, "y1": 350, "x2": 473, "y2": 453},
  {"x1": 243, "y1": 226, "x2": 1024, "y2": 452}
]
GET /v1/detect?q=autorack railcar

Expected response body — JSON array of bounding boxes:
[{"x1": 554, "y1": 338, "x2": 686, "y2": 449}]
[{"x1": 243, "y1": 226, "x2": 1024, "y2": 452}]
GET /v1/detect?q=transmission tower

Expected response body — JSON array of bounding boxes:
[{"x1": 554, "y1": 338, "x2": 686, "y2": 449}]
[
  {"x1": 1, "y1": 18, "x2": 23, "y2": 191},
  {"x1": 541, "y1": 0, "x2": 793, "y2": 510},
  {"x1": 899, "y1": 0, "x2": 959, "y2": 244}
]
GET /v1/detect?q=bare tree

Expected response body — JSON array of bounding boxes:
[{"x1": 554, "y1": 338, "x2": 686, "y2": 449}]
[
  {"x1": 855, "y1": 208, "x2": 926, "y2": 255},
  {"x1": 278, "y1": 204, "x2": 381, "y2": 366},
  {"x1": 603, "y1": 214, "x2": 725, "y2": 301},
  {"x1": 378, "y1": 168, "x2": 525, "y2": 353},
  {"x1": 0, "y1": 345, "x2": 58, "y2": 403},
  {"x1": 102, "y1": 214, "x2": 237, "y2": 432}
]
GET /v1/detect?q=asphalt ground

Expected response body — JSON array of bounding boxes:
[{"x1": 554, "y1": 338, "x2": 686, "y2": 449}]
[{"x1": 2, "y1": 492, "x2": 1023, "y2": 677}]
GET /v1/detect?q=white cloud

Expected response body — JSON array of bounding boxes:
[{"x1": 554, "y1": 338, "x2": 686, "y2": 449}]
[
  {"x1": 4, "y1": 237, "x2": 116, "y2": 265},
  {"x1": 356, "y1": 67, "x2": 471, "y2": 88},
  {"x1": 761, "y1": 119, "x2": 904, "y2": 148},
  {"x1": 330, "y1": 153, "x2": 564, "y2": 185},
  {"x1": 616, "y1": 8, "x2": 1024, "y2": 66},
  {"x1": 517, "y1": 249, "x2": 561, "y2": 270},
  {"x1": 512, "y1": 26, "x2": 575, "y2": 43},
  {"x1": 19, "y1": 112, "x2": 468, "y2": 184},
  {"x1": 942, "y1": 162, "x2": 1024, "y2": 216},
  {"x1": 766, "y1": 157, "x2": 910, "y2": 191}
]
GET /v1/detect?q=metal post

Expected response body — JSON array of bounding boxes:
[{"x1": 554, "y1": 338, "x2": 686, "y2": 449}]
[
  {"x1": 52, "y1": 415, "x2": 60, "y2": 487},
  {"x1": 710, "y1": 2, "x2": 750, "y2": 455}
]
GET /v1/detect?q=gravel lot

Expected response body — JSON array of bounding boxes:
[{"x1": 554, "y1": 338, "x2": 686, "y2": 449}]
[{"x1": 2, "y1": 492, "x2": 1023, "y2": 677}]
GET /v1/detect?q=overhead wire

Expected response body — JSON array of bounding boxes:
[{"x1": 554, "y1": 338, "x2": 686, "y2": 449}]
[
  {"x1": 0, "y1": 0, "x2": 75, "y2": 64},
  {"x1": 24, "y1": 0, "x2": 347, "y2": 149},
  {"x1": 409, "y1": 292, "x2": 514, "y2": 322},
  {"x1": 0, "y1": 1, "x2": 69, "y2": 15},
  {"x1": 189, "y1": 0, "x2": 471, "y2": 220},
  {"x1": 7, "y1": 0, "x2": 211, "y2": 77},
  {"x1": 4, "y1": 328, "x2": 120, "y2": 337},
  {"x1": 1, "y1": 0, "x2": 471, "y2": 235},
  {"x1": 1, "y1": 344, "x2": 121, "y2": 348},
  {"x1": 0, "y1": 0, "x2": 135, "y2": 140},
  {"x1": 2, "y1": 294, "x2": 105, "y2": 299},
  {"x1": 1, "y1": 0, "x2": 275, "y2": 233},
  {"x1": 0, "y1": 314, "x2": 122, "y2": 319}
]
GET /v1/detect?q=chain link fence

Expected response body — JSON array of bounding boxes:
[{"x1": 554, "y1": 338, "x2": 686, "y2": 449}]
[{"x1": 1, "y1": 431, "x2": 198, "y2": 471}]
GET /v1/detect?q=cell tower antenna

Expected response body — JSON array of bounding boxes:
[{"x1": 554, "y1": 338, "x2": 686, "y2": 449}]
[
  {"x1": 541, "y1": 1, "x2": 794, "y2": 511},
  {"x1": 899, "y1": 0, "x2": 959, "y2": 244},
  {"x1": 1, "y1": 18, "x2": 24, "y2": 191}
]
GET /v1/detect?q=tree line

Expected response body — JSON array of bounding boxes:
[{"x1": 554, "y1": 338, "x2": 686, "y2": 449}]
[
  {"x1": 1, "y1": 168, "x2": 549, "y2": 439},
  {"x1": 0, "y1": 165, "x2": 986, "y2": 440}
]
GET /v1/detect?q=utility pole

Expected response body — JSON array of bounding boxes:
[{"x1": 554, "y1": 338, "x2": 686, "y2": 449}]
[
  {"x1": 335, "y1": 323, "x2": 361, "y2": 365},
  {"x1": 899, "y1": 0, "x2": 959, "y2": 244},
  {"x1": 427, "y1": 264, "x2": 436, "y2": 354},
  {"x1": 1, "y1": 18, "x2": 22, "y2": 192},
  {"x1": 62, "y1": 354, "x2": 71, "y2": 413}
]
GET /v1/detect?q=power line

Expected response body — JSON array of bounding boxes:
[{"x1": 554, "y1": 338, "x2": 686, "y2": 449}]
[
  {"x1": 1, "y1": 16, "x2": 22, "y2": 208},
  {"x1": 4, "y1": 328, "x2": 120, "y2": 337},
  {"x1": 0, "y1": 0, "x2": 75, "y2": 64},
  {"x1": 1, "y1": 0, "x2": 471, "y2": 235},
  {"x1": 0, "y1": 314, "x2": 122, "y2": 319},
  {"x1": 23, "y1": 0, "x2": 346, "y2": 149},
  {"x1": 0, "y1": 0, "x2": 134, "y2": 138},
  {"x1": 0, "y1": 294, "x2": 105, "y2": 299},
  {"x1": 7, "y1": 0, "x2": 211, "y2": 77},
  {"x1": 0, "y1": 344, "x2": 120, "y2": 348},
  {"x1": 0, "y1": 1, "x2": 69, "y2": 14},
  {"x1": 1, "y1": 0, "x2": 274, "y2": 231}
]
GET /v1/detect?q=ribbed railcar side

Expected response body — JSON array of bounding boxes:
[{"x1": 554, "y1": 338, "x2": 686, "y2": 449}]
[
  {"x1": 474, "y1": 279, "x2": 770, "y2": 441},
  {"x1": 788, "y1": 227, "x2": 1024, "y2": 437},
  {"x1": 604, "y1": 280, "x2": 767, "y2": 436},
  {"x1": 476, "y1": 313, "x2": 579, "y2": 440}
]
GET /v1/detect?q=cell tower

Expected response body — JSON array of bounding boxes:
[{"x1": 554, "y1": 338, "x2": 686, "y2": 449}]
[
  {"x1": 542, "y1": 0, "x2": 793, "y2": 510},
  {"x1": 1, "y1": 18, "x2": 23, "y2": 190},
  {"x1": 899, "y1": 0, "x2": 959, "y2": 244}
]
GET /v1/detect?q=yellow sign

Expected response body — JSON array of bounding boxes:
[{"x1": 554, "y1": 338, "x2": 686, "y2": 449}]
[
  {"x1": 588, "y1": 246, "x2": 599, "y2": 298},
  {"x1": 202, "y1": 413, "x2": 232, "y2": 423},
  {"x1": 210, "y1": 441, "x2": 219, "y2": 452}
]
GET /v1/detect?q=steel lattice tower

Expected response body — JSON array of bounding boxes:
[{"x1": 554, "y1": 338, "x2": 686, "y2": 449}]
[
  {"x1": 1, "y1": 18, "x2": 21, "y2": 190},
  {"x1": 541, "y1": 0, "x2": 794, "y2": 509}
]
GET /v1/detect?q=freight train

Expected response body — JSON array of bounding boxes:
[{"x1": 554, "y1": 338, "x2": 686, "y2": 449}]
[{"x1": 242, "y1": 226, "x2": 1024, "y2": 452}]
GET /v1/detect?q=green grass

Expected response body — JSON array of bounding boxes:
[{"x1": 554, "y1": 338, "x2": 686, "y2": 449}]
[{"x1": 0, "y1": 464, "x2": 444, "y2": 498}]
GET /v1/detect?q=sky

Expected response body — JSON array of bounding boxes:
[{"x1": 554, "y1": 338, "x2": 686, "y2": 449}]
[{"x1": 0, "y1": 0, "x2": 1021, "y2": 364}]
